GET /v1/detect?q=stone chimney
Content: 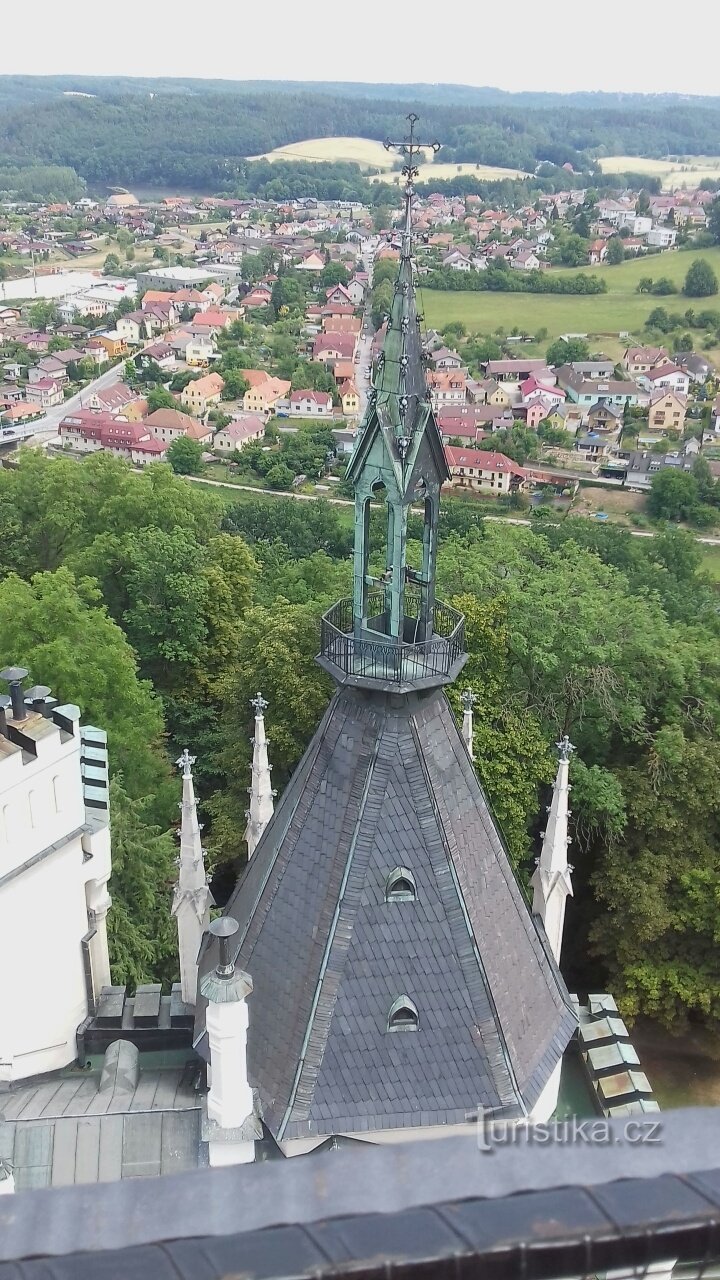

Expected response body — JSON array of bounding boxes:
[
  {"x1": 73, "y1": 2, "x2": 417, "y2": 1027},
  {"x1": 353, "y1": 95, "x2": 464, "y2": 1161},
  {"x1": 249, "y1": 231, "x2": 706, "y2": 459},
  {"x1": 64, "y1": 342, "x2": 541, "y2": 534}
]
[{"x1": 200, "y1": 917, "x2": 260, "y2": 1166}]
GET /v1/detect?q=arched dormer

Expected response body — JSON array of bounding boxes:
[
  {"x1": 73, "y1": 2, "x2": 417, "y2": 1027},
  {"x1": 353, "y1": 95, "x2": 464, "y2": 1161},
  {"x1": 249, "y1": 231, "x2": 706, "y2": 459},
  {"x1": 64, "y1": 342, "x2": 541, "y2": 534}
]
[
  {"x1": 385, "y1": 866, "x2": 417, "y2": 902},
  {"x1": 387, "y1": 995, "x2": 419, "y2": 1032}
]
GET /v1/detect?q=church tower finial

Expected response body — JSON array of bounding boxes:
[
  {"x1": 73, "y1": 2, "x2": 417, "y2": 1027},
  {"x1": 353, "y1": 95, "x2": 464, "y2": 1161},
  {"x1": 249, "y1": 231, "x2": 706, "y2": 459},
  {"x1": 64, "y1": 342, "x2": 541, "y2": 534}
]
[
  {"x1": 319, "y1": 117, "x2": 465, "y2": 694},
  {"x1": 245, "y1": 693, "x2": 275, "y2": 858},
  {"x1": 172, "y1": 748, "x2": 213, "y2": 1006},
  {"x1": 531, "y1": 737, "x2": 574, "y2": 965}
]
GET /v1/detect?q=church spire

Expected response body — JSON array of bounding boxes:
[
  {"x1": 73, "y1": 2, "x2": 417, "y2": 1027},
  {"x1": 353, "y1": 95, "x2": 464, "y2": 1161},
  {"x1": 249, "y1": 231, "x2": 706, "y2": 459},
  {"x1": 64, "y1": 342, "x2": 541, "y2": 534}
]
[
  {"x1": 322, "y1": 116, "x2": 465, "y2": 691},
  {"x1": 172, "y1": 748, "x2": 212, "y2": 1006},
  {"x1": 531, "y1": 736, "x2": 574, "y2": 965},
  {"x1": 244, "y1": 693, "x2": 275, "y2": 858}
]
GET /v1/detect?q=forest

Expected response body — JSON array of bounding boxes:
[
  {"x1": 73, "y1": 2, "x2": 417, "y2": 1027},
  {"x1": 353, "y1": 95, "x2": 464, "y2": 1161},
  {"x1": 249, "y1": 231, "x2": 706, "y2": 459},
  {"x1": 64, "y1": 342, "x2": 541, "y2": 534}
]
[
  {"x1": 0, "y1": 449, "x2": 719, "y2": 1032},
  {"x1": 3, "y1": 82, "x2": 720, "y2": 190}
]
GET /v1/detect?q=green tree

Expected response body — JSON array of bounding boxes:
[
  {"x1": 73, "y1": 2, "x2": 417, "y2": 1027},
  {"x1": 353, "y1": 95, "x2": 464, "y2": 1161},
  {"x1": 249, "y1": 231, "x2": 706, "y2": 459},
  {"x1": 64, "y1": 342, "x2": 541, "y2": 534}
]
[
  {"x1": 167, "y1": 435, "x2": 203, "y2": 475},
  {"x1": 106, "y1": 778, "x2": 178, "y2": 986},
  {"x1": 27, "y1": 299, "x2": 59, "y2": 332},
  {"x1": 545, "y1": 336, "x2": 589, "y2": 367},
  {"x1": 146, "y1": 386, "x2": 175, "y2": 412},
  {"x1": 605, "y1": 236, "x2": 625, "y2": 265},
  {"x1": 683, "y1": 259, "x2": 719, "y2": 298},
  {"x1": 103, "y1": 252, "x2": 121, "y2": 276},
  {"x1": 708, "y1": 197, "x2": 720, "y2": 246},
  {"x1": 0, "y1": 567, "x2": 172, "y2": 812},
  {"x1": 220, "y1": 370, "x2": 249, "y2": 401},
  {"x1": 647, "y1": 469, "x2": 699, "y2": 521},
  {"x1": 265, "y1": 462, "x2": 294, "y2": 489}
]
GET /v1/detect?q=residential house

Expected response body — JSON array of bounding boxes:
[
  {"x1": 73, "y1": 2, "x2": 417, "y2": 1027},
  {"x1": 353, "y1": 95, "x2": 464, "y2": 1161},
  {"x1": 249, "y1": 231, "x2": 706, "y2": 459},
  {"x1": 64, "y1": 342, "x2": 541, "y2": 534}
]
[
  {"x1": 339, "y1": 379, "x2": 360, "y2": 416},
  {"x1": 58, "y1": 410, "x2": 123, "y2": 452},
  {"x1": 429, "y1": 370, "x2": 467, "y2": 409},
  {"x1": 320, "y1": 314, "x2": 362, "y2": 336},
  {"x1": 144, "y1": 407, "x2": 213, "y2": 446},
  {"x1": 673, "y1": 351, "x2": 714, "y2": 383},
  {"x1": 647, "y1": 389, "x2": 688, "y2": 435},
  {"x1": 1, "y1": 402, "x2": 43, "y2": 425},
  {"x1": 510, "y1": 249, "x2": 540, "y2": 271},
  {"x1": 332, "y1": 428, "x2": 358, "y2": 456},
  {"x1": 443, "y1": 446, "x2": 526, "y2": 494},
  {"x1": 28, "y1": 358, "x2": 69, "y2": 386},
  {"x1": 0, "y1": 384, "x2": 25, "y2": 405},
  {"x1": 520, "y1": 376, "x2": 565, "y2": 408},
  {"x1": 0, "y1": 308, "x2": 20, "y2": 328},
  {"x1": 625, "y1": 438, "x2": 700, "y2": 487},
  {"x1": 588, "y1": 240, "x2": 608, "y2": 264},
  {"x1": 637, "y1": 363, "x2": 690, "y2": 396},
  {"x1": 346, "y1": 279, "x2": 366, "y2": 307},
  {"x1": 180, "y1": 371, "x2": 225, "y2": 415},
  {"x1": 62, "y1": 415, "x2": 168, "y2": 466},
  {"x1": 325, "y1": 284, "x2": 353, "y2": 306},
  {"x1": 185, "y1": 336, "x2": 216, "y2": 367},
  {"x1": 86, "y1": 383, "x2": 147, "y2": 419},
  {"x1": 289, "y1": 389, "x2": 333, "y2": 418},
  {"x1": 312, "y1": 332, "x2": 357, "y2": 364},
  {"x1": 575, "y1": 430, "x2": 619, "y2": 461},
  {"x1": 442, "y1": 248, "x2": 473, "y2": 272},
  {"x1": 116, "y1": 312, "x2": 151, "y2": 346},
  {"x1": 429, "y1": 347, "x2": 463, "y2": 371},
  {"x1": 93, "y1": 332, "x2": 127, "y2": 360},
  {"x1": 27, "y1": 378, "x2": 63, "y2": 409},
  {"x1": 296, "y1": 250, "x2": 325, "y2": 271},
  {"x1": 139, "y1": 342, "x2": 175, "y2": 370},
  {"x1": 241, "y1": 371, "x2": 292, "y2": 417},
  {"x1": 332, "y1": 359, "x2": 355, "y2": 385},
  {"x1": 622, "y1": 346, "x2": 670, "y2": 376},
  {"x1": 647, "y1": 226, "x2": 677, "y2": 248},
  {"x1": 214, "y1": 414, "x2": 266, "y2": 453},
  {"x1": 586, "y1": 399, "x2": 624, "y2": 433},
  {"x1": 558, "y1": 368, "x2": 644, "y2": 411},
  {"x1": 191, "y1": 307, "x2": 239, "y2": 334},
  {"x1": 567, "y1": 359, "x2": 615, "y2": 380}
]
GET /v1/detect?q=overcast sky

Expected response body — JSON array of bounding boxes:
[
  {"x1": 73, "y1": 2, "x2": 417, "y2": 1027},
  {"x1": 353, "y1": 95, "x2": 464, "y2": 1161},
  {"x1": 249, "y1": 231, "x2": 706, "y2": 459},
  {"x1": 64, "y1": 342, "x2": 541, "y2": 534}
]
[{"x1": 7, "y1": 0, "x2": 719, "y2": 98}]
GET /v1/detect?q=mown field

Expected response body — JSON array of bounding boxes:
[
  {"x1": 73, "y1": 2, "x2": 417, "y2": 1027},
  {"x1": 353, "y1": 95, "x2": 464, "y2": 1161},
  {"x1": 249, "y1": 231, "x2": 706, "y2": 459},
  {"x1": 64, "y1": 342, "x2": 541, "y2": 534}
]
[
  {"x1": 253, "y1": 136, "x2": 528, "y2": 183},
  {"x1": 598, "y1": 154, "x2": 720, "y2": 190},
  {"x1": 420, "y1": 247, "x2": 720, "y2": 355}
]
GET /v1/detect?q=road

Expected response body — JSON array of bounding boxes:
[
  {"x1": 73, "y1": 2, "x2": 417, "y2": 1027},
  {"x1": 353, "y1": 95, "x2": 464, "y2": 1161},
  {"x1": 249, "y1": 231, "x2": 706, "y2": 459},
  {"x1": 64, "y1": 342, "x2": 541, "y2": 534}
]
[{"x1": 4, "y1": 358, "x2": 136, "y2": 449}]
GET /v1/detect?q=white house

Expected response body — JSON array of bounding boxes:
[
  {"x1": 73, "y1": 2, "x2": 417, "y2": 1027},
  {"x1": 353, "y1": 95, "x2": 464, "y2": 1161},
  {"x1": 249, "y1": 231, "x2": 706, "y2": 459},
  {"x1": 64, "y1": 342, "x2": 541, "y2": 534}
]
[
  {"x1": 0, "y1": 670, "x2": 112, "y2": 1082},
  {"x1": 647, "y1": 226, "x2": 677, "y2": 248},
  {"x1": 637, "y1": 364, "x2": 690, "y2": 396},
  {"x1": 289, "y1": 389, "x2": 333, "y2": 417}
]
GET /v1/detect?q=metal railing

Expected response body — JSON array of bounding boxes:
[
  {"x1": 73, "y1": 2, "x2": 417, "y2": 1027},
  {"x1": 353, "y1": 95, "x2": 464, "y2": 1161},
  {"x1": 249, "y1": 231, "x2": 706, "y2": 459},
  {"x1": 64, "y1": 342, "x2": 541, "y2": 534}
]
[{"x1": 320, "y1": 593, "x2": 465, "y2": 685}]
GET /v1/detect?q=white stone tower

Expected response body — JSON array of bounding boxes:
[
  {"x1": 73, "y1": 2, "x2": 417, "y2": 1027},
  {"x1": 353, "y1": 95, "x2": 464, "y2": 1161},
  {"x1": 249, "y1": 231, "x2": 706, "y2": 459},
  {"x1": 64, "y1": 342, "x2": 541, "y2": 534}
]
[
  {"x1": 0, "y1": 668, "x2": 112, "y2": 1082},
  {"x1": 172, "y1": 749, "x2": 212, "y2": 1006},
  {"x1": 531, "y1": 736, "x2": 574, "y2": 966},
  {"x1": 244, "y1": 693, "x2": 275, "y2": 859}
]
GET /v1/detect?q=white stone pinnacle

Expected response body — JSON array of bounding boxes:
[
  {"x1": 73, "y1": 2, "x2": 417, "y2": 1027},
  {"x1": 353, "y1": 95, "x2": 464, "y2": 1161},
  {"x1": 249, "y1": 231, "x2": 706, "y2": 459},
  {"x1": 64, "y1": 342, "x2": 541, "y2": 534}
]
[
  {"x1": 172, "y1": 748, "x2": 212, "y2": 1005},
  {"x1": 531, "y1": 737, "x2": 574, "y2": 965},
  {"x1": 461, "y1": 688, "x2": 476, "y2": 761},
  {"x1": 245, "y1": 693, "x2": 275, "y2": 859}
]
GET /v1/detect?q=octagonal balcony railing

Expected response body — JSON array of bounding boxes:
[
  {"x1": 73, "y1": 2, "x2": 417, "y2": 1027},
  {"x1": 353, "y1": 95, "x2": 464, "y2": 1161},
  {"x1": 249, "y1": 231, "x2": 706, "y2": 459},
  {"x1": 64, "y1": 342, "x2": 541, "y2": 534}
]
[{"x1": 317, "y1": 590, "x2": 466, "y2": 692}]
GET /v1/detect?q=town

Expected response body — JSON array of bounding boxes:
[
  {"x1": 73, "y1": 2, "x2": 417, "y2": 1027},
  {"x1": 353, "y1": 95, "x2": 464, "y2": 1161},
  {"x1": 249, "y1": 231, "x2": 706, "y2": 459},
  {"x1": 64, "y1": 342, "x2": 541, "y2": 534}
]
[{"x1": 1, "y1": 179, "x2": 720, "y2": 532}]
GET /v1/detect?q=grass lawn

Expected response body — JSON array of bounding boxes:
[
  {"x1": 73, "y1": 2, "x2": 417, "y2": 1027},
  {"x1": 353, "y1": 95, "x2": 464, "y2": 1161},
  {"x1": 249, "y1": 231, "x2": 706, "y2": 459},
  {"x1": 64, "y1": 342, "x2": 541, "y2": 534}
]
[
  {"x1": 598, "y1": 154, "x2": 720, "y2": 190},
  {"x1": 420, "y1": 247, "x2": 720, "y2": 359},
  {"x1": 253, "y1": 136, "x2": 528, "y2": 183},
  {"x1": 701, "y1": 546, "x2": 720, "y2": 580}
]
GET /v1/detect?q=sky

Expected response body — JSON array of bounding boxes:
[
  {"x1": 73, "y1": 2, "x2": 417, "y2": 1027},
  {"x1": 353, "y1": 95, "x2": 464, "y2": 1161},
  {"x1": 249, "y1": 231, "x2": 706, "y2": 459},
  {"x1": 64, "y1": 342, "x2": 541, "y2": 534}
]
[{"x1": 6, "y1": 0, "x2": 720, "y2": 98}]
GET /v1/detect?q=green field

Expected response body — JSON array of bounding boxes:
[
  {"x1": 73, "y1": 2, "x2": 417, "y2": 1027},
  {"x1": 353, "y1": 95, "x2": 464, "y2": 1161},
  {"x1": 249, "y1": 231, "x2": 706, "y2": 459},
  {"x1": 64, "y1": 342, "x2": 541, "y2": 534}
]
[
  {"x1": 420, "y1": 247, "x2": 720, "y2": 352},
  {"x1": 599, "y1": 155, "x2": 720, "y2": 190}
]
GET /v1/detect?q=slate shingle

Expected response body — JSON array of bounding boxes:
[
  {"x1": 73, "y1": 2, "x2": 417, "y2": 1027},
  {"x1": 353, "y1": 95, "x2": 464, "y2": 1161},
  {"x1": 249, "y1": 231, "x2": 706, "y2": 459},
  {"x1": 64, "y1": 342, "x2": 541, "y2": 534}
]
[{"x1": 196, "y1": 686, "x2": 577, "y2": 1140}]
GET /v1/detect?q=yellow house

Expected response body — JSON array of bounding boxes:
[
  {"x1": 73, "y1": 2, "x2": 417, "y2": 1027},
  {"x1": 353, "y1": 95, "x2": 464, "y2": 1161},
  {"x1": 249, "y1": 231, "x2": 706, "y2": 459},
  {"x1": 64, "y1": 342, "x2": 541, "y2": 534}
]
[
  {"x1": 181, "y1": 371, "x2": 225, "y2": 415},
  {"x1": 339, "y1": 379, "x2": 360, "y2": 416},
  {"x1": 94, "y1": 331, "x2": 128, "y2": 359},
  {"x1": 486, "y1": 380, "x2": 512, "y2": 407},
  {"x1": 648, "y1": 389, "x2": 687, "y2": 435},
  {"x1": 241, "y1": 371, "x2": 291, "y2": 417}
]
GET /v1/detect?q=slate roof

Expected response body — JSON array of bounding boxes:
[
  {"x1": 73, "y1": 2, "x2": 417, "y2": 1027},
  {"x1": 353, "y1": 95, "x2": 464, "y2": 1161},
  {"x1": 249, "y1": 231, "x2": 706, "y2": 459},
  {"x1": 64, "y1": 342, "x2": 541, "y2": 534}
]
[
  {"x1": 196, "y1": 686, "x2": 576, "y2": 1141},
  {"x1": 0, "y1": 1054, "x2": 201, "y2": 1189}
]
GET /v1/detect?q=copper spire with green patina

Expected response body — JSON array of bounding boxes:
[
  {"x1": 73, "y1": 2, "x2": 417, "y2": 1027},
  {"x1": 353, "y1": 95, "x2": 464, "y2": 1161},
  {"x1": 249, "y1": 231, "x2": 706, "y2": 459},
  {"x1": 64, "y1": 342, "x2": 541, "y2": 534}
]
[{"x1": 318, "y1": 116, "x2": 465, "y2": 693}]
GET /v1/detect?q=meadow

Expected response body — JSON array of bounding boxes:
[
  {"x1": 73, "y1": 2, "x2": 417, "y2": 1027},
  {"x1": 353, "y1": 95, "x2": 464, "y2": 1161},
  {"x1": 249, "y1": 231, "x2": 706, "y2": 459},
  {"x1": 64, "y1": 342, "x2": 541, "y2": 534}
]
[
  {"x1": 598, "y1": 155, "x2": 720, "y2": 190},
  {"x1": 420, "y1": 246, "x2": 720, "y2": 358},
  {"x1": 253, "y1": 136, "x2": 528, "y2": 183}
]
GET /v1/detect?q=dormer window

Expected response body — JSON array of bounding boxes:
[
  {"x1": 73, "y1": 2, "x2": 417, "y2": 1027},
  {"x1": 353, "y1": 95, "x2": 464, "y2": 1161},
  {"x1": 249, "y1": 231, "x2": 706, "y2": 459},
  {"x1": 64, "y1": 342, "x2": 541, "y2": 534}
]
[
  {"x1": 387, "y1": 995, "x2": 419, "y2": 1032},
  {"x1": 385, "y1": 867, "x2": 416, "y2": 902}
]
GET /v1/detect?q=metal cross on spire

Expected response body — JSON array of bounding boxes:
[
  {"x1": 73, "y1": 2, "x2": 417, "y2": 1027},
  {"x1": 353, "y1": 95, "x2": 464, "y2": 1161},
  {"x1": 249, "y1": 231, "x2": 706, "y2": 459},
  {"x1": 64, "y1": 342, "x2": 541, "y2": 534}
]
[{"x1": 384, "y1": 113, "x2": 440, "y2": 251}]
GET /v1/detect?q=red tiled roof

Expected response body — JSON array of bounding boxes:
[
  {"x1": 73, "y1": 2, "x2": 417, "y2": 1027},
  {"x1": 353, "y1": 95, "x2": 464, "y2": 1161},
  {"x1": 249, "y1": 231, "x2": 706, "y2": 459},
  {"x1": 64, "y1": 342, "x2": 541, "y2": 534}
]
[{"x1": 444, "y1": 446, "x2": 525, "y2": 476}]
